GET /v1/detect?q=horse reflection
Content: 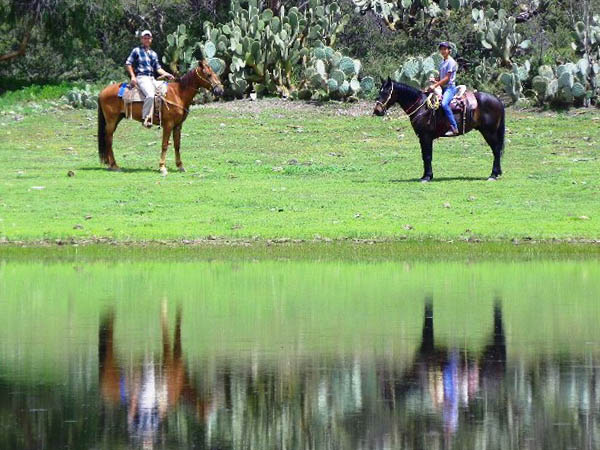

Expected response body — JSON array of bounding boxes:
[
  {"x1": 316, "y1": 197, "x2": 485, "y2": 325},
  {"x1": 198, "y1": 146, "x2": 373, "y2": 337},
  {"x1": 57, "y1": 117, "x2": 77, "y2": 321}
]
[
  {"x1": 98, "y1": 304, "x2": 212, "y2": 447},
  {"x1": 380, "y1": 297, "x2": 506, "y2": 436}
]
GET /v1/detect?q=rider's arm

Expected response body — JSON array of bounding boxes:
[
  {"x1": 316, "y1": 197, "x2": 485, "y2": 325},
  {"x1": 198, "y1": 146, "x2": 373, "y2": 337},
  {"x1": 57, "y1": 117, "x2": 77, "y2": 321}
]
[
  {"x1": 150, "y1": 53, "x2": 174, "y2": 80},
  {"x1": 125, "y1": 48, "x2": 138, "y2": 86},
  {"x1": 157, "y1": 67, "x2": 175, "y2": 80},
  {"x1": 431, "y1": 74, "x2": 451, "y2": 90}
]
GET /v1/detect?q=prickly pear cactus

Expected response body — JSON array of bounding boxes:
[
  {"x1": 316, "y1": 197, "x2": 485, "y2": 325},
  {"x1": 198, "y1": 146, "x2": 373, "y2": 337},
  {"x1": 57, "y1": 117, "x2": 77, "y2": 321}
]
[
  {"x1": 471, "y1": 8, "x2": 531, "y2": 67},
  {"x1": 352, "y1": 0, "x2": 484, "y2": 32},
  {"x1": 298, "y1": 44, "x2": 374, "y2": 101},
  {"x1": 200, "y1": 0, "x2": 349, "y2": 98},
  {"x1": 392, "y1": 53, "x2": 442, "y2": 90},
  {"x1": 63, "y1": 85, "x2": 99, "y2": 109},
  {"x1": 163, "y1": 24, "x2": 200, "y2": 75},
  {"x1": 499, "y1": 60, "x2": 529, "y2": 103},
  {"x1": 530, "y1": 60, "x2": 593, "y2": 106},
  {"x1": 571, "y1": 16, "x2": 600, "y2": 104}
]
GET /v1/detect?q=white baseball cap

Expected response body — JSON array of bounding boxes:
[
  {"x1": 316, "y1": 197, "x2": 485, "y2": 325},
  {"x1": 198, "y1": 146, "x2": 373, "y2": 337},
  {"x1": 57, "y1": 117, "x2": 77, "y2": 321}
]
[{"x1": 141, "y1": 30, "x2": 152, "y2": 37}]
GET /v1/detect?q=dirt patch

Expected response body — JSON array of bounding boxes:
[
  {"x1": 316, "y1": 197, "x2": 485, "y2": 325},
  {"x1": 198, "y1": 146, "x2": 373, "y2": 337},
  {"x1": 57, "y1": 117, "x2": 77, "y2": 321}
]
[{"x1": 197, "y1": 97, "x2": 406, "y2": 120}]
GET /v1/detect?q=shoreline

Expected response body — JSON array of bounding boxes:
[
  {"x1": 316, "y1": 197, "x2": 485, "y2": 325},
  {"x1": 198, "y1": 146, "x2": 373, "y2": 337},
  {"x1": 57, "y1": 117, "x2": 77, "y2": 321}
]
[{"x1": 2, "y1": 237, "x2": 599, "y2": 262}]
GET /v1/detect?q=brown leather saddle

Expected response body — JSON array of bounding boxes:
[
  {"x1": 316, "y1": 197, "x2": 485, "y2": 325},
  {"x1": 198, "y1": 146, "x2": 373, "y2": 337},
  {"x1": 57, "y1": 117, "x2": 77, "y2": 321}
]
[
  {"x1": 119, "y1": 82, "x2": 168, "y2": 126},
  {"x1": 450, "y1": 90, "x2": 477, "y2": 113},
  {"x1": 434, "y1": 86, "x2": 478, "y2": 134}
]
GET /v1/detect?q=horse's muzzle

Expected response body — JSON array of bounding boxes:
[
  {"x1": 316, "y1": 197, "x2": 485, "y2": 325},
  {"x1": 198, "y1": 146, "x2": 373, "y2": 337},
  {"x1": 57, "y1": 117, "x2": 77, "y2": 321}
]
[
  {"x1": 373, "y1": 106, "x2": 385, "y2": 117},
  {"x1": 213, "y1": 85, "x2": 224, "y2": 97}
]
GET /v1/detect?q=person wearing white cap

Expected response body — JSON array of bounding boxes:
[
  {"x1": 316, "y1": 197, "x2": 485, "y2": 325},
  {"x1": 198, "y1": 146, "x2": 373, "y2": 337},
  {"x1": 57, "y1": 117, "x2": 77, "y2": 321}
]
[{"x1": 125, "y1": 30, "x2": 175, "y2": 127}]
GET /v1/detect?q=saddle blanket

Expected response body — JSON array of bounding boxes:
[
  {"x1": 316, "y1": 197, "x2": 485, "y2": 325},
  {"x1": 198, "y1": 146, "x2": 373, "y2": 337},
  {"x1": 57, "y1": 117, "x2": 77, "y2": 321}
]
[
  {"x1": 119, "y1": 80, "x2": 168, "y2": 126},
  {"x1": 118, "y1": 80, "x2": 168, "y2": 102}
]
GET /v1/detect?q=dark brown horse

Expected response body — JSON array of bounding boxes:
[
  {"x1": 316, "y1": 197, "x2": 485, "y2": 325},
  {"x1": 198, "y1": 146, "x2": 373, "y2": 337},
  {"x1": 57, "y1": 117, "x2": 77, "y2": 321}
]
[
  {"x1": 374, "y1": 79, "x2": 505, "y2": 182},
  {"x1": 98, "y1": 60, "x2": 224, "y2": 175}
]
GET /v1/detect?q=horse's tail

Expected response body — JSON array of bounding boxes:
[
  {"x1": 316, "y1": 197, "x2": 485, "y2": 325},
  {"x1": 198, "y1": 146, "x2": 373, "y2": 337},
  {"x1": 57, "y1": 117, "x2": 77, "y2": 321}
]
[
  {"x1": 98, "y1": 102, "x2": 109, "y2": 164},
  {"x1": 497, "y1": 103, "x2": 506, "y2": 156}
]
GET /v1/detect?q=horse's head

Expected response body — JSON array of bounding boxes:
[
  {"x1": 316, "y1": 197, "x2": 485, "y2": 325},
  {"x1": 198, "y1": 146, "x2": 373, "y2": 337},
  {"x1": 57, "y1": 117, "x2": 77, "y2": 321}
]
[
  {"x1": 373, "y1": 77, "x2": 395, "y2": 116},
  {"x1": 195, "y1": 60, "x2": 224, "y2": 97}
]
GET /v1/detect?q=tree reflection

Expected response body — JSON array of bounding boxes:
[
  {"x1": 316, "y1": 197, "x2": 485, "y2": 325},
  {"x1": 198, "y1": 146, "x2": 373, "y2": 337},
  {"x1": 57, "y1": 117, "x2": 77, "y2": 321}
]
[{"x1": 2, "y1": 298, "x2": 599, "y2": 449}]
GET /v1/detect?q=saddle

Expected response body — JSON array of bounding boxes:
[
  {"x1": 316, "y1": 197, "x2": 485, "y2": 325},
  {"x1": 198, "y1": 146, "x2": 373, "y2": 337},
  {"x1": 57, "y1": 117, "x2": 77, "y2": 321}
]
[
  {"x1": 432, "y1": 85, "x2": 478, "y2": 134},
  {"x1": 118, "y1": 81, "x2": 168, "y2": 126}
]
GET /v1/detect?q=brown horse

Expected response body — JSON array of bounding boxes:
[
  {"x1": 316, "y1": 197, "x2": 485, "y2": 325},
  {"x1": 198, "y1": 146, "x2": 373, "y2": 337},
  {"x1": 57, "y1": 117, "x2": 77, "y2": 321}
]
[
  {"x1": 99, "y1": 304, "x2": 214, "y2": 435},
  {"x1": 98, "y1": 60, "x2": 224, "y2": 175}
]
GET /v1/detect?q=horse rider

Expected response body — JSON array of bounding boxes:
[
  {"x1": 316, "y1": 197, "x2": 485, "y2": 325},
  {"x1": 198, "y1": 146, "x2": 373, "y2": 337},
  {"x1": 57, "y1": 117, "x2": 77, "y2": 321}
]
[
  {"x1": 125, "y1": 30, "x2": 175, "y2": 128},
  {"x1": 429, "y1": 42, "x2": 459, "y2": 136}
]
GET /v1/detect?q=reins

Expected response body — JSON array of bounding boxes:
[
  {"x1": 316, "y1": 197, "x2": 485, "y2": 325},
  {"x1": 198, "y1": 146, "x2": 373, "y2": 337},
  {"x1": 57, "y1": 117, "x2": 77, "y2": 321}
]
[
  {"x1": 403, "y1": 93, "x2": 440, "y2": 119},
  {"x1": 377, "y1": 82, "x2": 440, "y2": 120},
  {"x1": 162, "y1": 66, "x2": 224, "y2": 114}
]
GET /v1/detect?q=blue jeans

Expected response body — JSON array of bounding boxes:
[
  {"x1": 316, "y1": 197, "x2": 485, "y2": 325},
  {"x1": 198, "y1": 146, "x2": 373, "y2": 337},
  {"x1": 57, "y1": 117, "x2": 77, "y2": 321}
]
[{"x1": 442, "y1": 85, "x2": 458, "y2": 130}]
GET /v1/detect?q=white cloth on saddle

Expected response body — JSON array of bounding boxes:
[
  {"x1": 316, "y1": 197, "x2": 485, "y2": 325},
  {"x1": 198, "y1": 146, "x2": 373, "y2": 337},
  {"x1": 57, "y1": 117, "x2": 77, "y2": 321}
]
[
  {"x1": 433, "y1": 84, "x2": 467, "y2": 100},
  {"x1": 122, "y1": 78, "x2": 168, "y2": 125},
  {"x1": 122, "y1": 78, "x2": 167, "y2": 103}
]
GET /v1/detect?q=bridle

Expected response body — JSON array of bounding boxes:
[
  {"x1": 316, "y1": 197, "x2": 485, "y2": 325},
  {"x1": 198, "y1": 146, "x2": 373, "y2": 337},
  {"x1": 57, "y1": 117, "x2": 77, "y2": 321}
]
[
  {"x1": 375, "y1": 82, "x2": 394, "y2": 113},
  {"x1": 376, "y1": 81, "x2": 429, "y2": 119},
  {"x1": 194, "y1": 66, "x2": 223, "y2": 91},
  {"x1": 160, "y1": 66, "x2": 223, "y2": 114}
]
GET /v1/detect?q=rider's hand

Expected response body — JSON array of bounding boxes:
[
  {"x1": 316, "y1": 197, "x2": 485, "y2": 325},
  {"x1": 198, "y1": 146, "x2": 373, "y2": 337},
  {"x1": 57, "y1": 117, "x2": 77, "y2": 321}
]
[
  {"x1": 167, "y1": 73, "x2": 175, "y2": 80},
  {"x1": 130, "y1": 76, "x2": 137, "y2": 87}
]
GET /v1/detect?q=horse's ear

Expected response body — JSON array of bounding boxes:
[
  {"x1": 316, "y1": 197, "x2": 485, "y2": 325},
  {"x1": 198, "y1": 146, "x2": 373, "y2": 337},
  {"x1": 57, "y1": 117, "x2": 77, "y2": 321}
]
[
  {"x1": 380, "y1": 76, "x2": 384, "y2": 85},
  {"x1": 387, "y1": 76, "x2": 391, "y2": 82}
]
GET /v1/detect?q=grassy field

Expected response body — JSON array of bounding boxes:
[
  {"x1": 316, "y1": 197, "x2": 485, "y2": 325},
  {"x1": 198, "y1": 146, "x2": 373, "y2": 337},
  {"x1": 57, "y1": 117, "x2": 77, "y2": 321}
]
[{"x1": 0, "y1": 99, "x2": 599, "y2": 243}]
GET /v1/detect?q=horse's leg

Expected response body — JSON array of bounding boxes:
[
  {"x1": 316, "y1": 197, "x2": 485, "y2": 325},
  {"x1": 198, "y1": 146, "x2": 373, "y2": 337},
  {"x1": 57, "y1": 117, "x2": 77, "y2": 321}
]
[
  {"x1": 159, "y1": 124, "x2": 172, "y2": 176},
  {"x1": 418, "y1": 134, "x2": 434, "y2": 182},
  {"x1": 480, "y1": 129, "x2": 503, "y2": 180},
  {"x1": 173, "y1": 124, "x2": 185, "y2": 172},
  {"x1": 105, "y1": 116, "x2": 124, "y2": 171}
]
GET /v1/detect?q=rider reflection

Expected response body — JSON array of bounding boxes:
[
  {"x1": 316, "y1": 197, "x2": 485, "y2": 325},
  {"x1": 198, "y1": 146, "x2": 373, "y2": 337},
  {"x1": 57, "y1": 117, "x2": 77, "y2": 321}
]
[
  {"x1": 381, "y1": 297, "x2": 506, "y2": 437},
  {"x1": 98, "y1": 302, "x2": 213, "y2": 448}
]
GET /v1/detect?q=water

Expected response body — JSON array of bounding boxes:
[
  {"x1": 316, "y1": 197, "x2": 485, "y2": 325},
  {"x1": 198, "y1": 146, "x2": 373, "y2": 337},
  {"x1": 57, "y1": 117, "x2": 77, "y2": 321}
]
[{"x1": 1, "y1": 249, "x2": 599, "y2": 449}]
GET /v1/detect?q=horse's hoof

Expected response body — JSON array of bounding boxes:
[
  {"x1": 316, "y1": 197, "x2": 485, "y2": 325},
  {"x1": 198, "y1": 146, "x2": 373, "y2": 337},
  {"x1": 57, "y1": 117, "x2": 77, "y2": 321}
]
[
  {"x1": 177, "y1": 166, "x2": 186, "y2": 173},
  {"x1": 107, "y1": 166, "x2": 122, "y2": 172},
  {"x1": 487, "y1": 176, "x2": 498, "y2": 181},
  {"x1": 159, "y1": 167, "x2": 168, "y2": 176},
  {"x1": 420, "y1": 176, "x2": 432, "y2": 183}
]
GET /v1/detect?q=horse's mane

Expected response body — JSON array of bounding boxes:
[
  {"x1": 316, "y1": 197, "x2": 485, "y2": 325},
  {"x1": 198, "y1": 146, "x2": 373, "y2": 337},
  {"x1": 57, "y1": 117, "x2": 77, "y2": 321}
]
[
  {"x1": 177, "y1": 69, "x2": 197, "y2": 89},
  {"x1": 392, "y1": 81, "x2": 422, "y2": 103}
]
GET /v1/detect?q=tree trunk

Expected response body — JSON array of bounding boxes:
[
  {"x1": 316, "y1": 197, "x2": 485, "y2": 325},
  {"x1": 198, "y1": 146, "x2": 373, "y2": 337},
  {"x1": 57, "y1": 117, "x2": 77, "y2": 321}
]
[
  {"x1": 269, "y1": 0, "x2": 281, "y2": 14},
  {"x1": 0, "y1": 30, "x2": 31, "y2": 62}
]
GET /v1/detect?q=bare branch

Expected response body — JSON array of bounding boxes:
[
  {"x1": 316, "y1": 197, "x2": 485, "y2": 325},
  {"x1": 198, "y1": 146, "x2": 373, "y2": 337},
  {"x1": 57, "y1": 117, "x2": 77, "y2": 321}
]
[{"x1": 0, "y1": 29, "x2": 32, "y2": 62}]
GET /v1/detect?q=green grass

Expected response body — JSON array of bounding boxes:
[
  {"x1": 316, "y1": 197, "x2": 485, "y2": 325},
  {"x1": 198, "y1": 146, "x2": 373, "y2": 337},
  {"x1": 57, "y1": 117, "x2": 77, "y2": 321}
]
[
  {"x1": 0, "y1": 82, "x2": 81, "y2": 110},
  {"x1": 0, "y1": 100, "x2": 599, "y2": 242}
]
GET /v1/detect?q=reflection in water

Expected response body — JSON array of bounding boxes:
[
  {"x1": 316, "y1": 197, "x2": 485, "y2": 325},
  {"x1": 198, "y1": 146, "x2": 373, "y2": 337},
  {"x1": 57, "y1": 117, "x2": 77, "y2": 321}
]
[
  {"x1": 2, "y1": 298, "x2": 600, "y2": 449},
  {"x1": 99, "y1": 303, "x2": 212, "y2": 448},
  {"x1": 94, "y1": 300, "x2": 600, "y2": 450},
  {"x1": 379, "y1": 298, "x2": 506, "y2": 445}
]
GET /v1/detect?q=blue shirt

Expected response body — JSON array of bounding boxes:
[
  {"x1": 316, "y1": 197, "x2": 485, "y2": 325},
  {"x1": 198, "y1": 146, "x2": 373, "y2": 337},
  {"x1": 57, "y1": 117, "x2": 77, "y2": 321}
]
[
  {"x1": 439, "y1": 56, "x2": 458, "y2": 87},
  {"x1": 125, "y1": 46, "x2": 162, "y2": 77}
]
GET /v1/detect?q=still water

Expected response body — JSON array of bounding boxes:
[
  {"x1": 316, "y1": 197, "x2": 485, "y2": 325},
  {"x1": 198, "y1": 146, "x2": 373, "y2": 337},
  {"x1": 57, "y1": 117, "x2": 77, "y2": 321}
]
[{"x1": 1, "y1": 249, "x2": 599, "y2": 449}]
